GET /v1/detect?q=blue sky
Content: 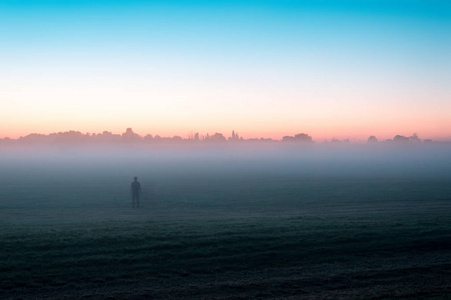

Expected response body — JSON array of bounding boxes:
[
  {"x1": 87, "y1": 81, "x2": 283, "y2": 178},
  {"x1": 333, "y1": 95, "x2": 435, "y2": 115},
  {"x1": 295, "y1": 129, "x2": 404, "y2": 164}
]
[{"x1": 1, "y1": 0, "x2": 450, "y2": 140}]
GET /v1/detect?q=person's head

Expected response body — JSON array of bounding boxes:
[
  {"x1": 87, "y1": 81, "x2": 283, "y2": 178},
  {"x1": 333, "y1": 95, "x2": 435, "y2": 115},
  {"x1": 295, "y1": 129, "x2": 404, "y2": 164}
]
[{"x1": 134, "y1": 176, "x2": 138, "y2": 181}]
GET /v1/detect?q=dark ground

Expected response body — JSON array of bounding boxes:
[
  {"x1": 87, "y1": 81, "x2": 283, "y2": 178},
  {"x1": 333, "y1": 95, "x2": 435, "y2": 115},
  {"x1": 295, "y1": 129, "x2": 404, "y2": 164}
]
[{"x1": 1, "y1": 148, "x2": 451, "y2": 299}]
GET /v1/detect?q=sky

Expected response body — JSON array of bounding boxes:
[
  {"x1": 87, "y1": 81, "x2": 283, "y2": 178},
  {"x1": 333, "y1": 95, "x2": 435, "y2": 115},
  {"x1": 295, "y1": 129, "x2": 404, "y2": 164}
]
[{"x1": 1, "y1": 0, "x2": 450, "y2": 141}]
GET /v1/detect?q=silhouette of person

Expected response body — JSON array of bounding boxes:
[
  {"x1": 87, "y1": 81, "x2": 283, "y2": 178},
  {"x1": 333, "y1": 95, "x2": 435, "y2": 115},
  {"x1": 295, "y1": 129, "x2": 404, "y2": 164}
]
[{"x1": 130, "y1": 176, "x2": 142, "y2": 208}]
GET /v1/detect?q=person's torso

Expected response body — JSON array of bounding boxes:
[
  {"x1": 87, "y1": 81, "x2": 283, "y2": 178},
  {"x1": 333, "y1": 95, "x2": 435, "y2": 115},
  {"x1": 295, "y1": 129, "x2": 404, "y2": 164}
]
[{"x1": 131, "y1": 181, "x2": 140, "y2": 193}]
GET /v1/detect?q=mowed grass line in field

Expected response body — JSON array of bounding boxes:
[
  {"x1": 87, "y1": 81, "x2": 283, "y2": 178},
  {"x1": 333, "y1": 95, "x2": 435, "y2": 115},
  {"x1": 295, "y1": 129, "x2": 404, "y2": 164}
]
[{"x1": 1, "y1": 214, "x2": 450, "y2": 298}]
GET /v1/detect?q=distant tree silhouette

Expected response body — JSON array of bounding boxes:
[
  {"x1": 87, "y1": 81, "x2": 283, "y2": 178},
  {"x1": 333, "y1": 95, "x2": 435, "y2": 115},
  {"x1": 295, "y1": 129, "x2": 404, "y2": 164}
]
[
  {"x1": 205, "y1": 133, "x2": 226, "y2": 142},
  {"x1": 19, "y1": 133, "x2": 51, "y2": 144},
  {"x1": 410, "y1": 133, "x2": 421, "y2": 143},
  {"x1": 229, "y1": 130, "x2": 241, "y2": 141},
  {"x1": 3, "y1": 127, "x2": 436, "y2": 146},
  {"x1": 282, "y1": 133, "x2": 313, "y2": 142},
  {"x1": 122, "y1": 128, "x2": 142, "y2": 143},
  {"x1": 392, "y1": 133, "x2": 422, "y2": 143},
  {"x1": 0, "y1": 137, "x2": 13, "y2": 145},
  {"x1": 282, "y1": 136, "x2": 295, "y2": 141},
  {"x1": 94, "y1": 131, "x2": 121, "y2": 143},
  {"x1": 393, "y1": 135, "x2": 410, "y2": 143},
  {"x1": 367, "y1": 136, "x2": 378, "y2": 143},
  {"x1": 51, "y1": 130, "x2": 88, "y2": 144},
  {"x1": 294, "y1": 133, "x2": 313, "y2": 142},
  {"x1": 144, "y1": 134, "x2": 153, "y2": 142}
]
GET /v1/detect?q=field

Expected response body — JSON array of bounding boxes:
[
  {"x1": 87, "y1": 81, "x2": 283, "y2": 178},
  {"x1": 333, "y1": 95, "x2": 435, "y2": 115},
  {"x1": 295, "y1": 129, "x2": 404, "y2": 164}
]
[{"x1": 1, "y1": 146, "x2": 451, "y2": 299}]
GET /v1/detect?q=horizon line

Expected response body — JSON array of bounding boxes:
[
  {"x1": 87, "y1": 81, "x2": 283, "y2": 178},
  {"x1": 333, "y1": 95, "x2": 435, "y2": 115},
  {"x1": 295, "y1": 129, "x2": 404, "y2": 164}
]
[{"x1": 0, "y1": 128, "x2": 444, "y2": 144}]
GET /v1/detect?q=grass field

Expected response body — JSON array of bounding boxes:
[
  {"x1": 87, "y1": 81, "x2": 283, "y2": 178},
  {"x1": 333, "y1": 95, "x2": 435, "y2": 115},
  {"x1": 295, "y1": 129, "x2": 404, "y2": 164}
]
[{"x1": 1, "y1": 147, "x2": 451, "y2": 299}]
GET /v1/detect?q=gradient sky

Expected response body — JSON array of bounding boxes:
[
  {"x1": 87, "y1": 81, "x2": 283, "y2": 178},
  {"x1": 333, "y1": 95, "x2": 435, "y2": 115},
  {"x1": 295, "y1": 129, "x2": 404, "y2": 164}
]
[{"x1": 1, "y1": 0, "x2": 450, "y2": 141}]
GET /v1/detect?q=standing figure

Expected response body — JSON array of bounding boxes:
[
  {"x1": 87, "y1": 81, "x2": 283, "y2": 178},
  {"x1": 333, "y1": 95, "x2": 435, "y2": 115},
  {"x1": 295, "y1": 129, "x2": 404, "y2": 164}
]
[{"x1": 130, "y1": 176, "x2": 142, "y2": 208}]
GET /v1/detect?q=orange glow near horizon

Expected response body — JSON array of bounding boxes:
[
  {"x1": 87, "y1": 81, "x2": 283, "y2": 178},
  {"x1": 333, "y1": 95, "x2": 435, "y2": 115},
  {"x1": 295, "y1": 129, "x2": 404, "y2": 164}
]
[
  {"x1": 2, "y1": 1, "x2": 450, "y2": 144},
  {"x1": 2, "y1": 51, "x2": 450, "y2": 142},
  {"x1": 1, "y1": 54, "x2": 450, "y2": 142}
]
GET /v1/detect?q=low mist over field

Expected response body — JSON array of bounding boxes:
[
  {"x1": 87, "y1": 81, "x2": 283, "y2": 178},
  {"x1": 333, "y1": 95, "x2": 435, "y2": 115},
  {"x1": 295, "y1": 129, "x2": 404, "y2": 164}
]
[
  {"x1": 2, "y1": 139, "x2": 451, "y2": 176},
  {"x1": 1, "y1": 141, "x2": 450, "y2": 221},
  {"x1": 1, "y1": 141, "x2": 451, "y2": 299}
]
